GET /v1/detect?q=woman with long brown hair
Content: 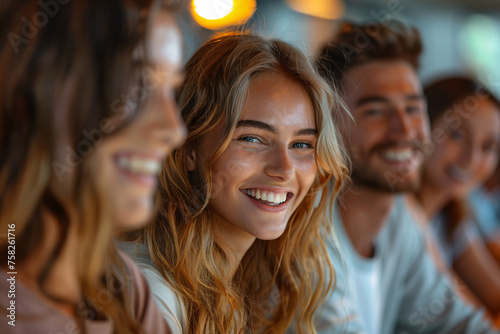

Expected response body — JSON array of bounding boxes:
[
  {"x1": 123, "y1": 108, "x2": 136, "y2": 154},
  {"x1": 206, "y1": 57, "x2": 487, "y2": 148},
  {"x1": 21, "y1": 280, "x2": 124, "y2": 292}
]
[
  {"x1": 408, "y1": 76, "x2": 500, "y2": 318},
  {"x1": 121, "y1": 32, "x2": 349, "y2": 333},
  {"x1": 0, "y1": 0, "x2": 185, "y2": 332}
]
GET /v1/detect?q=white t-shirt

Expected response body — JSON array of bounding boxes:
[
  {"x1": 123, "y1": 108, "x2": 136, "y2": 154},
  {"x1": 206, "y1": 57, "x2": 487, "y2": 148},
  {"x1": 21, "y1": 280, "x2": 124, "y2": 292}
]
[{"x1": 333, "y1": 207, "x2": 383, "y2": 334}]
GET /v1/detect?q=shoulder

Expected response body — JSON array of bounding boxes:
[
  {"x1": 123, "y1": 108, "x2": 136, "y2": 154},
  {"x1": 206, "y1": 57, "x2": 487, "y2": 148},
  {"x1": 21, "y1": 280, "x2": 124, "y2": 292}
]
[
  {"x1": 375, "y1": 196, "x2": 426, "y2": 260},
  {"x1": 385, "y1": 196, "x2": 425, "y2": 243},
  {"x1": 0, "y1": 271, "x2": 85, "y2": 333},
  {"x1": 118, "y1": 248, "x2": 187, "y2": 334},
  {"x1": 118, "y1": 250, "x2": 172, "y2": 334}
]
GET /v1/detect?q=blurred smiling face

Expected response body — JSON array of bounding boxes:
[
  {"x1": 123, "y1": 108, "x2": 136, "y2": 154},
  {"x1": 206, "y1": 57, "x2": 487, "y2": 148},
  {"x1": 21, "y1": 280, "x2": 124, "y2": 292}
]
[
  {"x1": 92, "y1": 12, "x2": 186, "y2": 229},
  {"x1": 341, "y1": 60, "x2": 430, "y2": 192},
  {"x1": 192, "y1": 72, "x2": 318, "y2": 243},
  {"x1": 424, "y1": 98, "x2": 500, "y2": 199}
]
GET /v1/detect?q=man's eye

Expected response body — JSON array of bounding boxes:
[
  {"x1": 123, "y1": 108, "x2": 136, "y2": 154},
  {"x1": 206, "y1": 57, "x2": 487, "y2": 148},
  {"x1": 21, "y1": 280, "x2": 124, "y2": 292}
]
[
  {"x1": 406, "y1": 106, "x2": 422, "y2": 114},
  {"x1": 450, "y1": 129, "x2": 464, "y2": 141},
  {"x1": 364, "y1": 108, "x2": 384, "y2": 117}
]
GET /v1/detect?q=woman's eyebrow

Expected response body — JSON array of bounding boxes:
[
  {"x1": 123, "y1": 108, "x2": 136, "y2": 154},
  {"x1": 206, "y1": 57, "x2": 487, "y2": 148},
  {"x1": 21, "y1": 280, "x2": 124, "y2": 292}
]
[
  {"x1": 237, "y1": 120, "x2": 276, "y2": 133},
  {"x1": 237, "y1": 120, "x2": 317, "y2": 136},
  {"x1": 295, "y1": 128, "x2": 317, "y2": 136}
]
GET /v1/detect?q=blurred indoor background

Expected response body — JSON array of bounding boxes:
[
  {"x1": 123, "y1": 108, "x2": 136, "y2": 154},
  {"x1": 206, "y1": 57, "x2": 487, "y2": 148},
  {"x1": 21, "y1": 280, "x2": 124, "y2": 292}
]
[{"x1": 179, "y1": 0, "x2": 500, "y2": 94}]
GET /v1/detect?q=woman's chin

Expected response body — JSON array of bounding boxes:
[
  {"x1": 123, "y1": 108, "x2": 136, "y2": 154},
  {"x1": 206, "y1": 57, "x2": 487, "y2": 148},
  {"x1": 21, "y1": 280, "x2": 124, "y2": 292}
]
[
  {"x1": 113, "y1": 198, "x2": 154, "y2": 230},
  {"x1": 254, "y1": 226, "x2": 288, "y2": 241}
]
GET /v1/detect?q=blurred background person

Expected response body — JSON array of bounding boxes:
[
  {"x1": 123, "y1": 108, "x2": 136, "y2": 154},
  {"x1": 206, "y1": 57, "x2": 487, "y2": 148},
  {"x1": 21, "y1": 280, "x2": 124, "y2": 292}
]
[
  {"x1": 409, "y1": 76, "x2": 500, "y2": 319},
  {"x1": 312, "y1": 21, "x2": 497, "y2": 334},
  {"x1": 0, "y1": 0, "x2": 186, "y2": 333}
]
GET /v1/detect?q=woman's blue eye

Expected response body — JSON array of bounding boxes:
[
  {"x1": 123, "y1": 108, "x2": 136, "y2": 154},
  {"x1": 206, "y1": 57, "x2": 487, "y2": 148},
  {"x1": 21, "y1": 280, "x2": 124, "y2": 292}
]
[
  {"x1": 292, "y1": 142, "x2": 314, "y2": 149},
  {"x1": 238, "y1": 136, "x2": 261, "y2": 143}
]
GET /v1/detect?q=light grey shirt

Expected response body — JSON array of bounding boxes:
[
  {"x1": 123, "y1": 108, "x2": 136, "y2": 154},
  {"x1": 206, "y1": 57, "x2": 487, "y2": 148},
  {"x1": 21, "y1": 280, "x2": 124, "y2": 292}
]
[{"x1": 312, "y1": 196, "x2": 497, "y2": 334}]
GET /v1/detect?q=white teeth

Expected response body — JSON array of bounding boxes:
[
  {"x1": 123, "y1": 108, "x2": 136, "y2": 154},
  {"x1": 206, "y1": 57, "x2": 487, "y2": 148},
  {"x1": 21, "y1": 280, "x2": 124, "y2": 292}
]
[
  {"x1": 383, "y1": 149, "x2": 413, "y2": 162},
  {"x1": 242, "y1": 189, "x2": 288, "y2": 205},
  {"x1": 117, "y1": 156, "x2": 161, "y2": 175}
]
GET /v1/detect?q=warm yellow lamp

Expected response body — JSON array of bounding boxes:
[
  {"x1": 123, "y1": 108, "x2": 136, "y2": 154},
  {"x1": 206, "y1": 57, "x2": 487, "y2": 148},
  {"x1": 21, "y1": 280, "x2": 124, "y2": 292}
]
[
  {"x1": 285, "y1": 0, "x2": 344, "y2": 20},
  {"x1": 191, "y1": 0, "x2": 257, "y2": 30}
]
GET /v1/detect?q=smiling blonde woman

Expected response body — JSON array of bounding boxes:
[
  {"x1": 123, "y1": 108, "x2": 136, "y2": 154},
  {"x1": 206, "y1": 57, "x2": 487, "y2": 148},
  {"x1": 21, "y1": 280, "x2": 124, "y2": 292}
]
[{"x1": 121, "y1": 32, "x2": 349, "y2": 333}]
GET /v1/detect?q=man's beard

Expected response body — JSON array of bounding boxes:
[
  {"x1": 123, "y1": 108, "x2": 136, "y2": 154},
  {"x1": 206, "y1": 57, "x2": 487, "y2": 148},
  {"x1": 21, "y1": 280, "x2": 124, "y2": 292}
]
[
  {"x1": 351, "y1": 162, "x2": 422, "y2": 193},
  {"x1": 349, "y1": 142, "x2": 425, "y2": 193}
]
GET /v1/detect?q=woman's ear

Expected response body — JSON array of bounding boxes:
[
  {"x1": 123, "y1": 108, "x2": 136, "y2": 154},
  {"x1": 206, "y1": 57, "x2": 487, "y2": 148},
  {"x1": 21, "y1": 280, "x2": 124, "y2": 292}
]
[{"x1": 187, "y1": 149, "x2": 196, "y2": 172}]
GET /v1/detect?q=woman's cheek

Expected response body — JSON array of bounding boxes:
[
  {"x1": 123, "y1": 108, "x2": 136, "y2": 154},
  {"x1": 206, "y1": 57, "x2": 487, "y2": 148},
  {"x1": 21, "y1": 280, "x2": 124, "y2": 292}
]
[{"x1": 295, "y1": 154, "x2": 318, "y2": 187}]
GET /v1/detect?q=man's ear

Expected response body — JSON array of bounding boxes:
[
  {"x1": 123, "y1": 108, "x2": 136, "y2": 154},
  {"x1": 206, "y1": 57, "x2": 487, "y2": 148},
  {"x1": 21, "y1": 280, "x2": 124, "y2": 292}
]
[{"x1": 186, "y1": 148, "x2": 196, "y2": 172}]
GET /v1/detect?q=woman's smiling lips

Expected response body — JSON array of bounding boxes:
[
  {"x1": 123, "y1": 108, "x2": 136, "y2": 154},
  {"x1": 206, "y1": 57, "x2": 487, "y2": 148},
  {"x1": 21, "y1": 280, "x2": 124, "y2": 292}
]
[
  {"x1": 113, "y1": 151, "x2": 164, "y2": 188},
  {"x1": 240, "y1": 186, "x2": 295, "y2": 212}
]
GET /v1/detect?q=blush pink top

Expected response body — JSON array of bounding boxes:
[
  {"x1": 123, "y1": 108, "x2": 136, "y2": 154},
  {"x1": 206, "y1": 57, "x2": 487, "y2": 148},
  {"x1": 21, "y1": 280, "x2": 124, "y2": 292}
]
[{"x1": 0, "y1": 251, "x2": 171, "y2": 334}]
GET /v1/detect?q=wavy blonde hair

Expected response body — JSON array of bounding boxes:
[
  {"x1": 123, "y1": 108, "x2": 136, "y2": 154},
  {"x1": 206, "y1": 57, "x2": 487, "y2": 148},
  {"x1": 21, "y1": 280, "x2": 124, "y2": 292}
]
[
  {"x1": 0, "y1": 1, "x2": 179, "y2": 333},
  {"x1": 138, "y1": 32, "x2": 349, "y2": 333}
]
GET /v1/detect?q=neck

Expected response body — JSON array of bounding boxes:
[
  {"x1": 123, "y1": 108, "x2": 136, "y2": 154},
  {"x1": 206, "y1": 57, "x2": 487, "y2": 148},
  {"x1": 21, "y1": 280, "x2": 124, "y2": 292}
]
[
  {"x1": 417, "y1": 179, "x2": 450, "y2": 219},
  {"x1": 214, "y1": 221, "x2": 256, "y2": 277},
  {"x1": 18, "y1": 210, "x2": 82, "y2": 316},
  {"x1": 339, "y1": 183, "x2": 395, "y2": 258}
]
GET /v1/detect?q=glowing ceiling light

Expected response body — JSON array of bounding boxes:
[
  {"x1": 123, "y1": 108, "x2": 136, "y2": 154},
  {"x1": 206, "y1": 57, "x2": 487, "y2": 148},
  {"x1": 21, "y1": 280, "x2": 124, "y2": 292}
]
[
  {"x1": 191, "y1": 0, "x2": 256, "y2": 30},
  {"x1": 193, "y1": 0, "x2": 233, "y2": 20},
  {"x1": 286, "y1": 0, "x2": 344, "y2": 20}
]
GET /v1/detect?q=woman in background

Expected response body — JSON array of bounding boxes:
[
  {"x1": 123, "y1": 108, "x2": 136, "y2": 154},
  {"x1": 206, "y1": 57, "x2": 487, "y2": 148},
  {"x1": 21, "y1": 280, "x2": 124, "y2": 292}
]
[
  {"x1": 408, "y1": 76, "x2": 500, "y2": 318},
  {"x1": 121, "y1": 32, "x2": 349, "y2": 333},
  {"x1": 0, "y1": 0, "x2": 185, "y2": 332}
]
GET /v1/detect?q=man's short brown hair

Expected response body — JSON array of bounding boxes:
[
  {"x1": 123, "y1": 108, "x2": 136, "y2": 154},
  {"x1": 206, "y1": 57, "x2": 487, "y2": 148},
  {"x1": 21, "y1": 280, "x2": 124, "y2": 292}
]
[{"x1": 316, "y1": 20, "x2": 422, "y2": 87}]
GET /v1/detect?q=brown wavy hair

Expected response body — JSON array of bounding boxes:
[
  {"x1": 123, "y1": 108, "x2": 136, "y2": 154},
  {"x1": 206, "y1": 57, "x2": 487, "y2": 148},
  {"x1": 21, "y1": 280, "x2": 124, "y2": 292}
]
[
  {"x1": 0, "y1": 0, "x2": 179, "y2": 333},
  {"x1": 135, "y1": 32, "x2": 349, "y2": 333}
]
